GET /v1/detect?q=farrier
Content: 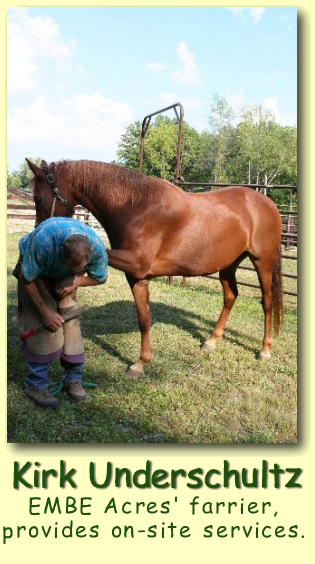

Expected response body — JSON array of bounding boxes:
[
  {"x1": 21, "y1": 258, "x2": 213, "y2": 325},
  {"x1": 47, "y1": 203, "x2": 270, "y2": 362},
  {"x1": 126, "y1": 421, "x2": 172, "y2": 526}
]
[{"x1": 13, "y1": 216, "x2": 108, "y2": 408}]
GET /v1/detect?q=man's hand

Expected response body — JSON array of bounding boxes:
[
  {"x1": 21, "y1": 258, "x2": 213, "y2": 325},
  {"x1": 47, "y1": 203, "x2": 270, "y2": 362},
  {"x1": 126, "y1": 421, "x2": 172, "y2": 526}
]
[
  {"x1": 42, "y1": 310, "x2": 64, "y2": 332},
  {"x1": 54, "y1": 283, "x2": 77, "y2": 299},
  {"x1": 54, "y1": 275, "x2": 104, "y2": 297}
]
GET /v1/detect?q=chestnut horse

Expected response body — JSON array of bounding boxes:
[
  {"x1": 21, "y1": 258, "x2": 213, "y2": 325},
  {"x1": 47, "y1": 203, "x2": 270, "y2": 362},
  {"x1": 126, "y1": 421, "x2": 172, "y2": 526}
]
[{"x1": 26, "y1": 158, "x2": 283, "y2": 377}]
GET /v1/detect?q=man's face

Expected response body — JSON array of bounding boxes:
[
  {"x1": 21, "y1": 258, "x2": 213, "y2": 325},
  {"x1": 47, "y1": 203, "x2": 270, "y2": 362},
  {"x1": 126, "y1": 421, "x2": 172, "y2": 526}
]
[
  {"x1": 65, "y1": 260, "x2": 88, "y2": 275},
  {"x1": 62, "y1": 247, "x2": 89, "y2": 275}
]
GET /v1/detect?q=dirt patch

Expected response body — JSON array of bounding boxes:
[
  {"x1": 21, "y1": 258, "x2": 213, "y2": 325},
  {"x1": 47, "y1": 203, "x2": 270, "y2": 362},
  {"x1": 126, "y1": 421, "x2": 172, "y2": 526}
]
[{"x1": 7, "y1": 218, "x2": 35, "y2": 234}]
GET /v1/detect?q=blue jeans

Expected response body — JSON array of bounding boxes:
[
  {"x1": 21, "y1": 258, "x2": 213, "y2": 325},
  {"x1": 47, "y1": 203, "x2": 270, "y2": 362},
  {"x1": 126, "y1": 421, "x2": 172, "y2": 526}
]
[{"x1": 25, "y1": 359, "x2": 84, "y2": 389}]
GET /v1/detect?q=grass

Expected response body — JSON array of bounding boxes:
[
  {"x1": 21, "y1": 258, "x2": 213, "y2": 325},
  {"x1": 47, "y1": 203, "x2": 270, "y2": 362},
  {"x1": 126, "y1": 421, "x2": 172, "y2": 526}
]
[{"x1": 7, "y1": 233, "x2": 297, "y2": 444}]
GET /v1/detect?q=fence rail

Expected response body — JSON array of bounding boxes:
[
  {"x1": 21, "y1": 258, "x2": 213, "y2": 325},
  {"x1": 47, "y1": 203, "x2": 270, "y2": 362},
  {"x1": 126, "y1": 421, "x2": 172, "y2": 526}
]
[
  {"x1": 206, "y1": 274, "x2": 297, "y2": 297},
  {"x1": 7, "y1": 204, "x2": 91, "y2": 222},
  {"x1": 176, "y1": 181, "x2": 297, "y2": 190}
]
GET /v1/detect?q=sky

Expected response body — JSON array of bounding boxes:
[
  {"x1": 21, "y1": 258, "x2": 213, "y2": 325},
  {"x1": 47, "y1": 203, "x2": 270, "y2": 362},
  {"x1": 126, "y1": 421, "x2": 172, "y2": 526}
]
[{"x1": 7, "y1": 6, "x2": 297, "y2": 171}]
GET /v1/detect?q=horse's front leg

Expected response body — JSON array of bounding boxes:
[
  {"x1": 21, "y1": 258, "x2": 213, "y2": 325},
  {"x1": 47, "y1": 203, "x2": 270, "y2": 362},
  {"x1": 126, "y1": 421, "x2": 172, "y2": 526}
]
[{"x1": 125, "y1": 274, "x2": 152, "y2": 378}]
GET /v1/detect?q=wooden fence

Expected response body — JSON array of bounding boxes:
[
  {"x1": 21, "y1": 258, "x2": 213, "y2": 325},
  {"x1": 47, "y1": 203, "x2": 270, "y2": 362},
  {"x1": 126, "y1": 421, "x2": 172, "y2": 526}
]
[{"x1": 7, "y1": 204, "x2": 101, "y2": 228}]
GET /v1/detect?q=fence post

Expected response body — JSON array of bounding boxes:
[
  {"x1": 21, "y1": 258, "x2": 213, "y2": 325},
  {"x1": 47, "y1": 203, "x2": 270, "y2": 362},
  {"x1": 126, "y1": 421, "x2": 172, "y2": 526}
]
[
  {"x1": 263, "y1": 175, "x2": 267, "y2": 196},
  {"x1": 285, "y1": 190, "x2": 294, "y2": 250}
]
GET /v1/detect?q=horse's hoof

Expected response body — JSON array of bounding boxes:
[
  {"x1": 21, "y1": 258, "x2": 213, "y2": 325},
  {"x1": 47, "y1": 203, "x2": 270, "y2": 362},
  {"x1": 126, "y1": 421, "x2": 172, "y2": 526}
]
[
  {"x1": 125, "y1": 366, "x2": 143, "y2": 379},
  {"x1": 200, "y1": 341, "x2": 216, "y2": 353},
  {"x1": 258, "y1": 351, "x2": 271, "y2": 360}
]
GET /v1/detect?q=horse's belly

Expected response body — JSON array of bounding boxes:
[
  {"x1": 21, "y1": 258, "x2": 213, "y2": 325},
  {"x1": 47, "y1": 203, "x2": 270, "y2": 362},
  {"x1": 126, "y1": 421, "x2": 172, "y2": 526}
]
[
  {"x1": 148, "y1": 242, "x2": 247, "y2": 277},
  {"x1": 146, "y1": 208, "x2": 250, "y2": 277}
]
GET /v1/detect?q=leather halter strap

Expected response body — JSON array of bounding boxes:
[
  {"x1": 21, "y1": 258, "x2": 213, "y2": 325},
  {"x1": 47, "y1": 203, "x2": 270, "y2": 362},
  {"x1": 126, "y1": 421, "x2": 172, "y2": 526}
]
[{"x1": 41, "y1": 166, "x2": 75, "y2": 217}]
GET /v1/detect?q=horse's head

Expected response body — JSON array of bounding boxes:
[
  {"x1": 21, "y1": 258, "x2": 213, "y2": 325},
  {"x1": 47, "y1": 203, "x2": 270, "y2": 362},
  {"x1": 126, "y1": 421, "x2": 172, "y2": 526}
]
[{"x1": 25, "y1": 158, "x2": 75, "y2": 224}]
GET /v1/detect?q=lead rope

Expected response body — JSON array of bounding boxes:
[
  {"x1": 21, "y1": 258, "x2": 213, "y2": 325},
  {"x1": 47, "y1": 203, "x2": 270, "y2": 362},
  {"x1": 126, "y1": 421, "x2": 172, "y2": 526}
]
[
  {"x1": 49, "y1": 379, "x2": 97, "y2": 397},
  {"x1": 50, "y1": 196, "x2": 57, "y2": 217},
  {"x1": 21, "y1": 377, "x2": 97, "y2": 397}
]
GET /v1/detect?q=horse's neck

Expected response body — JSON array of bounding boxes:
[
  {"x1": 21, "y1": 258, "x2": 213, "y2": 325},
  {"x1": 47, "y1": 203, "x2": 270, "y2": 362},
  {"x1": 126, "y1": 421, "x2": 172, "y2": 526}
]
[
  {"x1": 72, "y1": 161, "x2": 167, "y2": 218},
  {"x1": 68, "y1": 162, "x2": 183, "y2": 248},
  {"x1": 72, "y1": 163, "x2": 126, "y2": 207},
  {"x1": 70, "y1": 162, "x2": 140, "y2": 247}
]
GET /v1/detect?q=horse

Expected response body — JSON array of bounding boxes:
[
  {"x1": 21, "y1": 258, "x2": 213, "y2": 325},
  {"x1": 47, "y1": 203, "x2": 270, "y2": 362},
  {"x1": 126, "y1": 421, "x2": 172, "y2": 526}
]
[{"x1": 25, "y1": 158, "x2": 283, "y2": 377}]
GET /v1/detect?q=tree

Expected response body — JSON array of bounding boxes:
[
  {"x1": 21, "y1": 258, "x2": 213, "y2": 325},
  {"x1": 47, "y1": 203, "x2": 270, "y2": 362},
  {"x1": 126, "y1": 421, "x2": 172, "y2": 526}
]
[
  {"x1": 116, "y1": 121, "x2": 143, "y2": 172},
  {"x1": 235, "y1": 106, "x2": 296, "y2": 184},
  {"x1": 207, "y1": 95, "x2": 236, "y2": 182},
  {"x1": 116, "y1": 96, "x2": 297, "y2": 206},
  {"x1": 117, "y1": 116, "x2": 204, "y2": 182},
  {"x1": 234, "y1": 106, "x2": 297, "y2": 205},
  {"x1": 7, "y1": 157, "x2": 42, "y2": 189}
]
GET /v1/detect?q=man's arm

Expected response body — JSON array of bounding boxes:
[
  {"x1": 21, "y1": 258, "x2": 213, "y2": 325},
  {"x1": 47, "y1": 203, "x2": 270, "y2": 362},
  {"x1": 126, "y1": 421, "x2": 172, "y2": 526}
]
[
  {"x1": 20, "y1": 274, "x2": 64, "y2": 332},
  {"x1": 54, "y1": 275, "x2": 105, "y2": 299},
  {"x1": 75, "y1": 275, "x2": 105, "y2": 288}
]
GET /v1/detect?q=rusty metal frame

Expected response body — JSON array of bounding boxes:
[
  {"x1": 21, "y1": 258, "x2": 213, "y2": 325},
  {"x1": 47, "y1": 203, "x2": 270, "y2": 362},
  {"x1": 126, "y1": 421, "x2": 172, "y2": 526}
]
[
  {"x1": 174, "y1": 181, "x2": 297, "y2": 190},
  {"x1": 139, "y1": 102, "x2": 184, "y2": 180}
]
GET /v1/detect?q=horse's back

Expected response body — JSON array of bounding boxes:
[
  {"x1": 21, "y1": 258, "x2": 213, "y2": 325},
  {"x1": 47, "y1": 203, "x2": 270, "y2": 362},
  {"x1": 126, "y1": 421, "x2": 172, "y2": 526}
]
[
  {"x1": 189, "y1": 185, "x2": 277, "y2": 209},
  {"x1": 188, "y1": 186, "x2": 281, "y2": 230},
  {"x1": 183, "y1": 186, "x2": 282, "y2": 259}
]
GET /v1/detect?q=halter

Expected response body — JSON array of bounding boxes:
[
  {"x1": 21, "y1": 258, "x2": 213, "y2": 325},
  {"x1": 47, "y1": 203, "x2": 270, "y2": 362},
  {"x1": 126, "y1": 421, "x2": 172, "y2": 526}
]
[{"x1": 41, "y1": 166, "x2": 75, "y2": 217}]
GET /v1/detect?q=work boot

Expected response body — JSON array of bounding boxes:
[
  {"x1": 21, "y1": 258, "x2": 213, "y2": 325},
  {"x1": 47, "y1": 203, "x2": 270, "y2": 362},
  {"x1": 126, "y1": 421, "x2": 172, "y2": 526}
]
[
  {"x1": 64, "y1": 382, "x2": 87, "y2": 402},
  {"x1": 24, "y1": 387, "x2": 60, "y2": 408}
]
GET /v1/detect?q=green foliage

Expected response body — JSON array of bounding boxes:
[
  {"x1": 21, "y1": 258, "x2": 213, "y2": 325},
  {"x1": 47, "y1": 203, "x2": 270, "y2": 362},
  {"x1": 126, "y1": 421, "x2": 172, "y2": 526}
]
[
  {"x1": 117, "y1": 115, "x2": 207, "y2": 182},
  {"x1": 205, "y1": 98, "x2": 297, "y2": 207},
  {"x1": 207, "y1": 94, "x2": 236, "y2": 182},
  {"x1": 116, "y1": 95, "x2": 297, "y2": 207},
  {"x1": 116, "y1": 121, "x2": 143, "y2": 172},
  {"x1": 141, "y1": 116, "x2": 178, "y2": 179},
  {"x1": 7, "y1": 157, "x2": 42, "y2": 190},
  {"x1": 235, "y1": 105, "x2": 297, "y2": 185}
]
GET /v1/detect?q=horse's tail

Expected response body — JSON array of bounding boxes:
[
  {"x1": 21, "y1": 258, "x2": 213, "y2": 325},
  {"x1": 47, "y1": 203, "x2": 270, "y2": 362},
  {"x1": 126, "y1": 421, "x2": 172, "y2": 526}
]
[{"x1": 272, "y1": 244, "x2": 283, "y2": 336}]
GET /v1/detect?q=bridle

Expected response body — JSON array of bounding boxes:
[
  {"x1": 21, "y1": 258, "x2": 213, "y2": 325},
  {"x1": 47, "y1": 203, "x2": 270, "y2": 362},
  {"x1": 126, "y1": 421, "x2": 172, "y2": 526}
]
[{"x1": 41, "y1": 166, "x2": 75, "y2": 217}]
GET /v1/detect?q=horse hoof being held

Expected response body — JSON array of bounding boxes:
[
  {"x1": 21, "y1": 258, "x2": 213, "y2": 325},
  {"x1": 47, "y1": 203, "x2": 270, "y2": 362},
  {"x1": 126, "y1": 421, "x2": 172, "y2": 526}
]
[{"x1": 26, "y1": 158, "x2": 283, "y2": 376}]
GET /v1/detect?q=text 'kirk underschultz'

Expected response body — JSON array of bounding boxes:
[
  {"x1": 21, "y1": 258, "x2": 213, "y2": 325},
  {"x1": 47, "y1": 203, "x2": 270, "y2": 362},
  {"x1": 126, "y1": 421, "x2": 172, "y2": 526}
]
[{"x1": 13, "y1": 460, "x2": 302, "y2": 490}]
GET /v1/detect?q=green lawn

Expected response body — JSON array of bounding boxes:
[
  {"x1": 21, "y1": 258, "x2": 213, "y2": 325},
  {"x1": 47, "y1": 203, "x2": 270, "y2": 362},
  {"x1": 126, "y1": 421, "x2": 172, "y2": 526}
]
[{"x1": 7, "y1": 233, "x2": 297, "y2": 444}]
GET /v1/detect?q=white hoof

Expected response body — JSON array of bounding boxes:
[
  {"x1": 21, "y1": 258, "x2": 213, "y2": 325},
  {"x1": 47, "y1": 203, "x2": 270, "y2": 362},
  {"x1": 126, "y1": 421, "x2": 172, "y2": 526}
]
[
  {"x1": 126, "y1": 363, "x2": 144, "y2": 379},
  {"x1": 258, "y1": 351, "x2": 271, "y2": 360},
  {"x1": 201, "y1": 340, "x2": 216, "y2": 353}
]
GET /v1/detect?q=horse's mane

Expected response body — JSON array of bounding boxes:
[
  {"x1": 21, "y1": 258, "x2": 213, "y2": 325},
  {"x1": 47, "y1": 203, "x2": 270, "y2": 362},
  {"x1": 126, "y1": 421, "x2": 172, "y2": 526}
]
[{"x1": 52, "y1": 159, "x2": 182, "y2": 205}]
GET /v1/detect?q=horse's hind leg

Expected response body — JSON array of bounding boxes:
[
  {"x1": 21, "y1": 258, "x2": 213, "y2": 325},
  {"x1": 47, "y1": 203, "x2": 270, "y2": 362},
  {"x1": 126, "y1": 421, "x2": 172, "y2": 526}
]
[
  {"x1": 250, "y1": 256, "x2": 273, "y2": 359},
  {"x1": 125, "y1": 275, "x2": 152, "y2": 378},
  {"x1": 201, "y1": 263, "x2": 239, "y2": 353}
]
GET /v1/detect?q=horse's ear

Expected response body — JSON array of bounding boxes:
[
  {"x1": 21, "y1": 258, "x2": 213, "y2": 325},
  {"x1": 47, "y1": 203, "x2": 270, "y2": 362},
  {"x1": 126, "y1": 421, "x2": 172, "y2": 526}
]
[
  {"x1": 25, "y1": 158, "x2": 45, "y2": 179},
  {"x1": 40, "y1": 159, "x2": 49, "y2": 168}
]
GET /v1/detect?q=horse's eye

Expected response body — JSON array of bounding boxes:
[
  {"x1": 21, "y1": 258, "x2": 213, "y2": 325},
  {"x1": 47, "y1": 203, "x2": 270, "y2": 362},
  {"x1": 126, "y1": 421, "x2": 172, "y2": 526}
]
[{"x1": 33, "y1": 195, "x2": 42, "y2": 205}]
